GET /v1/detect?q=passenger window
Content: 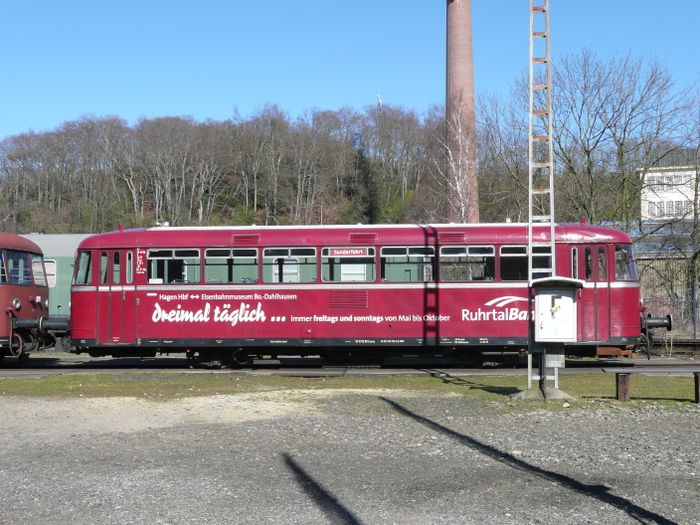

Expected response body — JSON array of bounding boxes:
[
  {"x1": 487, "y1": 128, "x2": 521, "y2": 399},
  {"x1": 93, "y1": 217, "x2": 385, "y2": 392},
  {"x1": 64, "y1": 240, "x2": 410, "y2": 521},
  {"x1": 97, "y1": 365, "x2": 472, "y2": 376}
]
[
  {"x1": 598, "y1": 247, "x2": 607, "y2": 281},
  {"x1": 531, "y1": 246, "x2": 552, "y2": 280},
  {"x1": 205, "y1": 248, "x2": 258, "y2": 283},
  {"x1": 500, "y1": 246, "x2": 527, "y2": 281},
  {"x1": 147, "y1": 249, "x2": 201, "y2": 284},
  {"x1": 113, "y1": 252, "x2": 121, "y2": 284},
  {"x1": 322, "y1": 247, "x2": 376, "y2": 283},
  {"x1": 571, "y1": 248, "x2": 578, "y2": 279},
  {"x1": 100, "y1": 252, "x2": 108, "y2": 284},
  {"x1": 263, "y1": 248, "x2": 317, "y2": 283},
  {"x1": 126, "y1": 252, "x2": 134, "y2": 284},
  {"x1": 585, "y1": 248, "x2": 593, "y2": 281},
  {"x1": 439, "y1": 246, "x2": 495, "y2": 281},
  {"x1": 380, "y1": 246, "x2": 434, "y2": 282}
]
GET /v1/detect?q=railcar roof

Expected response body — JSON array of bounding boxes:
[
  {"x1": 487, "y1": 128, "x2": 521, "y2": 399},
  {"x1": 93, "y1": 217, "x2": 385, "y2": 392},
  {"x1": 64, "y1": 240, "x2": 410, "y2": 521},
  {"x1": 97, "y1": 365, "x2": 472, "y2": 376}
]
[
  {"x1": 76, "y1": 223, "x2": 631, "y2": 250},
  {"x1": 0, "y1": 232, "x2": 43, "y2": 254}
]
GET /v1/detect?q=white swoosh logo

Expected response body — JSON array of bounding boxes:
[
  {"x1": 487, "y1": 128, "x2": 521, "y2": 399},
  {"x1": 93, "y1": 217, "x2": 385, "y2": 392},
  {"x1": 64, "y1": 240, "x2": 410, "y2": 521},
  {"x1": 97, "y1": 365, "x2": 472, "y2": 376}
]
[{"x1": 485, "y1": 296, "x2": 528, "y2": 308}]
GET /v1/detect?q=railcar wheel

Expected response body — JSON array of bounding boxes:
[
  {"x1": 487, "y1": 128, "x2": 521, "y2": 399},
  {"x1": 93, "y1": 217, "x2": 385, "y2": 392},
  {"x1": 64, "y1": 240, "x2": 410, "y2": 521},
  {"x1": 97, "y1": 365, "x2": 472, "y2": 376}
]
[
  {"x1": 39, "y1": 332, "x2": 56, "y2": 352},
  {"x1": 25, "y1": 333, "x2": 39, "y2": 353},
  {"x1": 223, "y1": 350, "x2": 252, "y2": 369},
  {"x1": 10, "y1": 332, "x2": 23, "y2": 357}
]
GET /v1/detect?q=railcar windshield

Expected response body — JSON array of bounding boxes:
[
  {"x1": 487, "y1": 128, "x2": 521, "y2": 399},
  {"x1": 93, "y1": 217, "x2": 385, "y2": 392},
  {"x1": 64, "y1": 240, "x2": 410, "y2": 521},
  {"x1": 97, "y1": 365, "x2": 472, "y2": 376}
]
[
  {"x1": 614, "y1": 244, "x2": 639, "y2": 281},
  {"x1": 0, "y1": 249, "x2": 47, "y2": 286},
  {"x1": 73, "y1": 251, "x2": 93, "y2": 285}
]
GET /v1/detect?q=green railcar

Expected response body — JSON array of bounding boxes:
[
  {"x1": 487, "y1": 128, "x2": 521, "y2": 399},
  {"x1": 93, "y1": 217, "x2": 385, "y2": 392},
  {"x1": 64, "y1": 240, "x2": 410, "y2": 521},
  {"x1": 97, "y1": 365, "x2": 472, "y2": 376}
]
[{"x1": 21, "y1": 234, "x2": 92, "y2": 318}]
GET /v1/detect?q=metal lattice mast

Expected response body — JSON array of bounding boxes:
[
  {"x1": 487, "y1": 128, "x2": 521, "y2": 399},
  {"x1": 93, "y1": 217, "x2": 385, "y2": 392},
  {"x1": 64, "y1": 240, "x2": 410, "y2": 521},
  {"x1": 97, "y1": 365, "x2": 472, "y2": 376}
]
[{"x1": 528, "y1": 0, "x2": 555, "y2": 282}]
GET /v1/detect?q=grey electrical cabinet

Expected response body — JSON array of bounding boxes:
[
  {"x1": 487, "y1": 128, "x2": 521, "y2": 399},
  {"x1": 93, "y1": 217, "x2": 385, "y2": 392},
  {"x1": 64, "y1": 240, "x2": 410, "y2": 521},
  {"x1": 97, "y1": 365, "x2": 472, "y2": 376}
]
[{"x1": 531, "y1": 277, "x2": 584, "y2": 343}]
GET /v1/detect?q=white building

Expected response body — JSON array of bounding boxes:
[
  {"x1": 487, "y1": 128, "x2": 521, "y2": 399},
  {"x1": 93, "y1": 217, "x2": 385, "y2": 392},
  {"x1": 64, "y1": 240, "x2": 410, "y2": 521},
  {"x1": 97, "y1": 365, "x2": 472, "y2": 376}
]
[{"x1": 640, "y1": 150, "x2": 699, "y2": 220}]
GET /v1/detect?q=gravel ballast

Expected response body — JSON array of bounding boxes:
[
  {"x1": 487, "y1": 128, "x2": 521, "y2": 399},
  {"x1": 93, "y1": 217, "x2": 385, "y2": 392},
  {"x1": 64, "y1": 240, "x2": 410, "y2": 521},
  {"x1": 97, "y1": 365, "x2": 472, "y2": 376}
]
[{"x1": 1, "y1": 390, "x2": 698, "y2": 524}]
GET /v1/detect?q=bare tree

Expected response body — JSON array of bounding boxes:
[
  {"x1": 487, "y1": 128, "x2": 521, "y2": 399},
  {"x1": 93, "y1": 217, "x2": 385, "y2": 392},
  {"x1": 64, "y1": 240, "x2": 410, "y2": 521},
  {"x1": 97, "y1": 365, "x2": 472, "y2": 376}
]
[
  {"x1": 362, "y1": 105, "x2": 424, "y2": 215},
  {"x1": 0, "y1": 53, "x2": 693, "y2": 234},
  {"x1": 477, "y1": 93, "x2": 529, "y2": 222},
  {"x1": 135, "y1": 117, "x2": 196, "y2": 224},
  {"x1": 553, "y1": 50, "x2": 688, "y2": 224},
  {"x1": 304, "y1": 108, "x2": 362, "y2": 223},
  {"x1": 188, "y1": 122, "x2": 233, "y2": 225},
  {"x1": 98, "y1": 118, "x2": 147, "y2": 223},
  {"x1": 425, "y1": 103, "x2": 479, "y2": 223}
]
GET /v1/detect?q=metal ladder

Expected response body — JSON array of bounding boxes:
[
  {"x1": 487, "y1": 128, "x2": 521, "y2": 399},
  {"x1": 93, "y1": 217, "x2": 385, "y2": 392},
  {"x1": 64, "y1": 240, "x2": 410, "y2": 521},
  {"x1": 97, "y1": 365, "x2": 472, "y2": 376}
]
[
  {"x1": 528, "y1": 0, "x2": 555, "y2": 282},
  {"x1": 527, "y1": 0, "x2": 563, "y2": 400}
]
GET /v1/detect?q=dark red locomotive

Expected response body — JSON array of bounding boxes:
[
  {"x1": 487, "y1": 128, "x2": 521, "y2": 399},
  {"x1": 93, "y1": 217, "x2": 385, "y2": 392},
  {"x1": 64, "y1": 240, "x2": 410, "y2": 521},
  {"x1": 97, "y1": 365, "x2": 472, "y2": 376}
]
[
  {"x1": 69, "y1": 222, "x2": 644, "y2": 364},
  {"x1": 0, "y1": 233, "x2": 51, "y2": 361}
]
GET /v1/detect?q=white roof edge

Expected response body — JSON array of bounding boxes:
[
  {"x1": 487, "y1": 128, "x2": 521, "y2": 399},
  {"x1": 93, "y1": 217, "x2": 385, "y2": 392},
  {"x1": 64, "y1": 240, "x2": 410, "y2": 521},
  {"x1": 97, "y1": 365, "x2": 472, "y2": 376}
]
[{"x1": 141, "y1": 223, "x2": 566, "y2": 232}]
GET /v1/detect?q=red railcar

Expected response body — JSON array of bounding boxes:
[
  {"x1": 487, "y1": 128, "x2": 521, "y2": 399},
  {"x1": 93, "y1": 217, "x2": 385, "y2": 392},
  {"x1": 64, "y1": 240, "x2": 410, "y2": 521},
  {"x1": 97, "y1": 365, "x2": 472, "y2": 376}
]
[
  {"x1": 0, "y1": 233, "x2": 51, "y2": 361},
  {"x1": 70, "y1": 223, "x2": 642, "y2": 363}
]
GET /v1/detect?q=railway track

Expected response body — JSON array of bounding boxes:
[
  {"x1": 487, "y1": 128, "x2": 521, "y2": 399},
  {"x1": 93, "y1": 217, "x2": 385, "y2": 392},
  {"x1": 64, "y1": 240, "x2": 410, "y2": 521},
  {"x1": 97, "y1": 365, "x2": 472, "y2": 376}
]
[
  {"x1": 1, "y1": 352, "x2": 699, "y2": 379},
  {"x1": 650, "y1": 339, "x2": 700, "y2": 358}
]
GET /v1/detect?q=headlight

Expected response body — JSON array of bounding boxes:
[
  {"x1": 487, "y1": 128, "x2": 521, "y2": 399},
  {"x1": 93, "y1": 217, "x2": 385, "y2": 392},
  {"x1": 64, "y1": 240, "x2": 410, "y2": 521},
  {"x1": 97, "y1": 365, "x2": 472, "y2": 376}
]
[{"x1": 11, "y1": 298, "x2": 21, "y2": 310}]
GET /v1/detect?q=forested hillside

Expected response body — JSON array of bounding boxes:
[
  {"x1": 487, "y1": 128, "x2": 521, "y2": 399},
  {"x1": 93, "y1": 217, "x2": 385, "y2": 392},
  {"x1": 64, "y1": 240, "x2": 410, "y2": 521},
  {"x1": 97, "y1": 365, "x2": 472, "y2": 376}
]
[{"x1": 1, "y1": 50, "x2": 696, "y2": 233}]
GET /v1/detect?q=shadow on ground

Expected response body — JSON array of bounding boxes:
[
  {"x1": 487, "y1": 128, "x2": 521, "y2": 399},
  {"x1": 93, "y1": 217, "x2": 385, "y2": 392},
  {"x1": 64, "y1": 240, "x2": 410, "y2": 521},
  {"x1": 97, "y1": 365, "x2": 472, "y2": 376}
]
[{"x1": 381, "y1": 396, "x2": 677, "y2": 525}]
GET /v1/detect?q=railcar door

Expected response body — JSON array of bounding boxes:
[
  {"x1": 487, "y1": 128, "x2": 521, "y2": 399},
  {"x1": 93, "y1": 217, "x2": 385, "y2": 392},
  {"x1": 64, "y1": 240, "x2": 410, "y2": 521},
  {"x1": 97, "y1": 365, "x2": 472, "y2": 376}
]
[
  {"x1": 114, "y1": 250, "x2": 136, "y2": 344},
  {"x1": 577, "y1": 245, "x2": 611, "y2": 342},
  {"x1": 97, "y1": 250, "x2": 136, "y2": 345},
  {"x1": 610, "y1": 244, "x2": 641, "y2": 340},
  {"x1": 594, "y1": 246, "x2": 611, "y2": 341},
  {"x1": 96, "y1": 251, "x2": 110, "y2": 344}
]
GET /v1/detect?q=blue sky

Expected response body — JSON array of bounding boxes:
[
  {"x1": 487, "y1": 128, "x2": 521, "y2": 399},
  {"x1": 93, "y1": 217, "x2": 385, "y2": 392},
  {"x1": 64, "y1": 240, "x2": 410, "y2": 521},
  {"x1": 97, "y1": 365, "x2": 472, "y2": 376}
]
[{"x1": 1, "y1": 1, "x2": 698, "y2": 139}]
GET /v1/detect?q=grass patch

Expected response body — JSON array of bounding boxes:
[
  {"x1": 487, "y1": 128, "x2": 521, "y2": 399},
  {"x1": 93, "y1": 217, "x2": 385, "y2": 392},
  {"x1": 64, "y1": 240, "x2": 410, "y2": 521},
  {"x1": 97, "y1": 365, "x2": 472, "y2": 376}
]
[
  {"x1": 0, "y1": 371, "x2": 697, "y2": 406},
  {"x1": 0, "y1": 373, "x2": 259, "y2": 399},
  {"x1": 571, "y1": 372, "x2": 697, "y2": 403},
  {"x1": 0, "y1": 373, "x2": 517, "y2": 400}
]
